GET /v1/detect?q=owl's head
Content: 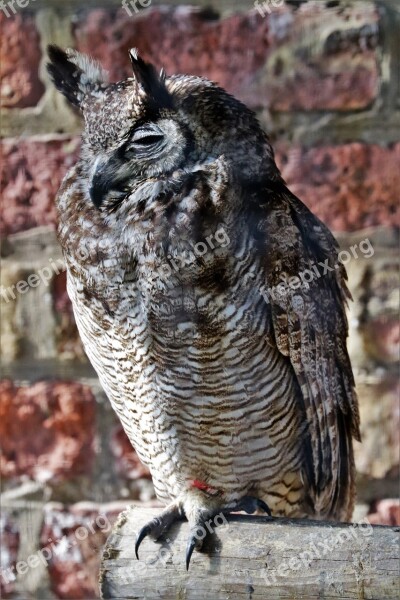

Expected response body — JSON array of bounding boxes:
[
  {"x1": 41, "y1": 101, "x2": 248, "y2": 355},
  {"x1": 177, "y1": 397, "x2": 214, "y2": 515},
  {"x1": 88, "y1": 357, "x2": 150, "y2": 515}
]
[{"x1": 47, "y1": 45, "x2": 279, "y2": 217}]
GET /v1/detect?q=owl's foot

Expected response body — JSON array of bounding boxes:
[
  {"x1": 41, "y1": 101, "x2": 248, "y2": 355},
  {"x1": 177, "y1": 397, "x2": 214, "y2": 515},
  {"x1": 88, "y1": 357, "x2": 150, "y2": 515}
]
[
  {"x1": 185, "y1": 495, "x2": 272, "y2": 569},
  {"x1": 135, "y1": 495, "x2": 272, "y2": 568},
  {"x1": 135, "y1": 502, "x2": 184, "y2": 560}
]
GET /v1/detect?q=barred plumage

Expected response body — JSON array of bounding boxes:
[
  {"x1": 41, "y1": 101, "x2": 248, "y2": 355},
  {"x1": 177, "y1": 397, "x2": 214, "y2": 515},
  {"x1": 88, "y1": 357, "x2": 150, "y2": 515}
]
[{"x1": 48, "y1": 45, "x2": 360, "y2": 564}]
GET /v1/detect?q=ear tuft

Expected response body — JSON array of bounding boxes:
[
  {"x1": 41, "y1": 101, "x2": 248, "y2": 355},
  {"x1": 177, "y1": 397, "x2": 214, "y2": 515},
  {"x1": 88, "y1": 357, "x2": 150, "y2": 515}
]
[
  {"x1": 128, "y1": 48, "x2": 173, "y2": 110},
  {"x1": 47, "y1": 45, "x2": 108, "y2": 108}
]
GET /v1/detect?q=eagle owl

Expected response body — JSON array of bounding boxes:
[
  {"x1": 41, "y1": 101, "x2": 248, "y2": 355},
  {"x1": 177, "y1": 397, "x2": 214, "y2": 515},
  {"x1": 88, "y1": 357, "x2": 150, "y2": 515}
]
[{"x1": 48, "y1": 45, "x2": 360, "y2": 567}]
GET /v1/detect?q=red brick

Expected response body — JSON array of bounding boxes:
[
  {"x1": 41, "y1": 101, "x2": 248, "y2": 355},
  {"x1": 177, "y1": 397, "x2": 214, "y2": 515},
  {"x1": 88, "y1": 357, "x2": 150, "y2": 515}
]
[
  {"x1": 73, "y1": 3, "x2": 379, "y2": 111},
  {"x1": 0, "y1": 514, "x2": 19, "y2": 598},
  {"x1": 110, "y1": 425, "x2": 151, "y2": 480},
  {"x1": 0, "y1": 137, "x2": 80, "y2": 235},
  {"x1": 368, "y1": 499, "x2": 400, "y2": 526},
  {"x1": 0, "y1": 380, "x2": 95, "y2": 482},
  {"x1": 73, "y1": 7, "x2": 269, "y2": 108},
  {"x1": 40, "y1": 502, "x2": 123, "y2": 599},
  {"x1": 40, "y1": 501, "x2": 162, "y2": 599},
  {"x1": 0, "y1": 13, "x2": 45, "y2": 108},
  {"x1": 276, "y1": 143, "x2": 400, "y2": 231},
  {"x1": 40, "y1": 502, "x2": 164, "y2": 599}
]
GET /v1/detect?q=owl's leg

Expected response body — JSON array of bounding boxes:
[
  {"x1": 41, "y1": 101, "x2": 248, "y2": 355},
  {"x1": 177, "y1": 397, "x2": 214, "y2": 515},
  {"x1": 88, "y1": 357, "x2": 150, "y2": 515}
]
[{"x1": 135, "y1": 501, "x2": 184, "y2": 560}]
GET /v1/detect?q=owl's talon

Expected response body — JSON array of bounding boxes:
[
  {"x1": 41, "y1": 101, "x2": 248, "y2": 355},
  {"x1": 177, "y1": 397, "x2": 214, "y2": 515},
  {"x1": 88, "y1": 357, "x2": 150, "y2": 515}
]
[
  {"x1": 256, "y1": 499, "x2": 272, "y2": 516},
  {"x1": 185, "y1": 528, "x2": 204, "y2": 570},
  {"x1": 234, "y1": 495, "x2": 272, "y2": 516},
  {"x1": 135, "y1": 524, "x2": 152, "y2": 559},
  {"x1": 185, "y1": 536, "x2": 197, "y2": 570},
  {"x1": 135, "y1": 503, "x2": 183, "y2": 560}
]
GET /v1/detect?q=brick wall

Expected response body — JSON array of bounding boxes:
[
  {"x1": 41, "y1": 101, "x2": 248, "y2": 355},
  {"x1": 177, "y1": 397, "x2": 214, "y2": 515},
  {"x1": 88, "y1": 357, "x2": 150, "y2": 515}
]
[{"x1": 1, "y1": 1, "x2": 399, "y2": 598}]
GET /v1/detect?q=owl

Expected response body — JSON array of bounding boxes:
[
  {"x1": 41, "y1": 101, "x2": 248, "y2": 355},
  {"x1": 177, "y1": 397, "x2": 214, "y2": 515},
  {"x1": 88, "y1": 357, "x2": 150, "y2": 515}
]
[{"x1": 47, "y1": 45, "x2": 360, "y2": 568}]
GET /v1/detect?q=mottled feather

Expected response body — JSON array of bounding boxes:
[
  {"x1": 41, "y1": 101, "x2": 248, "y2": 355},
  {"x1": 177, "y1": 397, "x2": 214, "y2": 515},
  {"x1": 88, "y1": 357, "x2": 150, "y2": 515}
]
[{"x1": 47, "y1": 45, "x2": 360, "y2": 525}]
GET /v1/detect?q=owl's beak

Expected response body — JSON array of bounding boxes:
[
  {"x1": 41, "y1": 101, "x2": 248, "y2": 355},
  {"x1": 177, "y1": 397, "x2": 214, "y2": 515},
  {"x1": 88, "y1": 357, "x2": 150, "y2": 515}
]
[
  {"x1": 89, "y1": 156, "x2": 125, "y2": 208},
  {"x1": 89, "y1": 178, "x2": 108, "y2": 208}
]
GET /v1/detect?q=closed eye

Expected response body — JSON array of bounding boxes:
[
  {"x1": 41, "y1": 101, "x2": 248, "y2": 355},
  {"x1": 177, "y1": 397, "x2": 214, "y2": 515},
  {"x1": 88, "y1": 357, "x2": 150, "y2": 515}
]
[
  {"x1": 131, "y1": 133, "x2": 164, "y2": 145},
  {"x1": 127, "y1": 125, "x2": 165, "y2": 150}
]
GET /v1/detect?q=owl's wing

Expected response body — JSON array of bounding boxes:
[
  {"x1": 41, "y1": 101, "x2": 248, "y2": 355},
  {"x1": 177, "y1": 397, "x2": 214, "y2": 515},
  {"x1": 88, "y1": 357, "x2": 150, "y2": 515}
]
[{"x1": 256, "y1": 182, "x2": 360, "y2": 519}]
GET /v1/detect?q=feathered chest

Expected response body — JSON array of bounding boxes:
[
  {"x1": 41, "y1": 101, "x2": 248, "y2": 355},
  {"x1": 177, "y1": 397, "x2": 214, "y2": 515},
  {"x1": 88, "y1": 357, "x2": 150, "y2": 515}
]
[{"x1": 63, "y1": 215, "x2": 270, "y2": 368}]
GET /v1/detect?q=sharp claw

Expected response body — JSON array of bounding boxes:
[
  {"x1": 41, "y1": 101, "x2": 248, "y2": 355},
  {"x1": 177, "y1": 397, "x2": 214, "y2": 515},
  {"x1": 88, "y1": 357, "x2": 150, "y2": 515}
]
[
  {"x1": 135, "y1": 524, "x2": 152, "y2": 560},
  {"x1": 186, "y1": 536, "x2": 197, "y2": 570},
  {"x1": 258, "y1": 499, "x2": 272, "y2": 516},
  {"x1": 235, "y1": 495, "x2": 273, "y2": 516}
]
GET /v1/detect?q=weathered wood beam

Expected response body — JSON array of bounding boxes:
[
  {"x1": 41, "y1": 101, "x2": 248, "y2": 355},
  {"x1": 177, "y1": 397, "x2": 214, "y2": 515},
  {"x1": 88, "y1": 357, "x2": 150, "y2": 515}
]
[{"x1": 100, "y1": 506, "x2": 399, "y2": 600}]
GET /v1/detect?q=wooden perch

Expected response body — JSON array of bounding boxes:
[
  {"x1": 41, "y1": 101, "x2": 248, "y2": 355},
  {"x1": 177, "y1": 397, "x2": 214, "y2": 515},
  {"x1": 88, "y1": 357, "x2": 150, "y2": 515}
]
[{"x1": 100, "y1": 506, "x2": 399, "y2": 600}]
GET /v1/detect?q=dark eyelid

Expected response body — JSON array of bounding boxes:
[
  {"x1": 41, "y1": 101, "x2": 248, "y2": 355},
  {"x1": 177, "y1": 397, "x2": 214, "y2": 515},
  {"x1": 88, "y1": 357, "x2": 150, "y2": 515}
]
[
  {"x1": 120, "y1": 124, "x2": 164, "y2": 156},
  {"x1": 131, "y1": 133, "x2": 164, "y2": 144}
]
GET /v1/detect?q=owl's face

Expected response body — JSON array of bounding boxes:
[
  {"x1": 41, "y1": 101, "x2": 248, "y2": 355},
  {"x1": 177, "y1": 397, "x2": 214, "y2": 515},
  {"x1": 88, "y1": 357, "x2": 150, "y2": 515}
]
[
  {"x1": 48, "y1": 46, "x2": 278, "y2": 224},
  {"x1": 81, "y1": 80, "x2": 191, "y2": 211}
]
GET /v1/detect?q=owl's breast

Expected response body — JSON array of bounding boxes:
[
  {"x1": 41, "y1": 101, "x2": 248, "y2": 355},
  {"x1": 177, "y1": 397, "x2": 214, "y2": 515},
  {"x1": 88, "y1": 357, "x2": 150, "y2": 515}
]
[{"x1": 65, "y1": 247, "x2": 302, "y2": 506}]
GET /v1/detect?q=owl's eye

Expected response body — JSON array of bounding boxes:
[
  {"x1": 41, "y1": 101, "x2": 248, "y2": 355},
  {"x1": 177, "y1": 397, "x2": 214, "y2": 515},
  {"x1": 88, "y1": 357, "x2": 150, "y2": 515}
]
[{"x1": 127, "y1": 125, "x2": 164, "y2": 151}]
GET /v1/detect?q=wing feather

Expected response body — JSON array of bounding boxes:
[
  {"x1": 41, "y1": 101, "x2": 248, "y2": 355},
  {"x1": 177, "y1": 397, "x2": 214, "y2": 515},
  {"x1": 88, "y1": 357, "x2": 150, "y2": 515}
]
[{"x1": 256, "y1": 183, "x2": 360, "y2": 519}]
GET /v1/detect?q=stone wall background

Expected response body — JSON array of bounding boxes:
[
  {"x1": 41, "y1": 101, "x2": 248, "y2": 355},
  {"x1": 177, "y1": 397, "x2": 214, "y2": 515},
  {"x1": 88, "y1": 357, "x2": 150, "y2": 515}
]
[{"x1": 1, "y1": 0, "x2": 399, "y2": 598}]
